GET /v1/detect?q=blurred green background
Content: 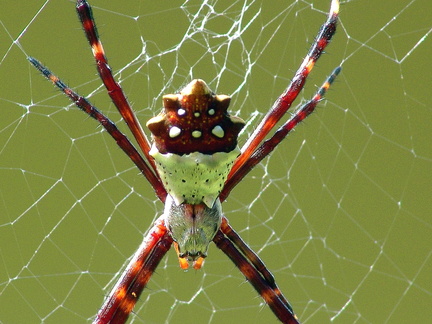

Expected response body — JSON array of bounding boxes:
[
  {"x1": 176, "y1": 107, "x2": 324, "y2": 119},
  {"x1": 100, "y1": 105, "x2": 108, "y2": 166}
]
[{"x1": 1, "y1": 0, "x2": 430, "y2": 323}]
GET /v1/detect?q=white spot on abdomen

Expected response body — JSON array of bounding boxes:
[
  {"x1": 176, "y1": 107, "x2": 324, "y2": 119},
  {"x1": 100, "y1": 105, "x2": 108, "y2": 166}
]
[
  {"x1": 211, "y1": 125, "x2": 224, "y2": 138},
  {"x1": 169, "y1": 126, "x2": 181, "y2": 138},
  {"x1": 192, "y1": 130, "x2": 202, "y2": 138}
]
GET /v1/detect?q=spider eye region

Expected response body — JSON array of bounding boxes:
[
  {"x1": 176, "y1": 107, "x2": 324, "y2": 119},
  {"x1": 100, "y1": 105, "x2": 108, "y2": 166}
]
[{"x1": 146, "y1": 79, "x2": 245, "y2": 155}]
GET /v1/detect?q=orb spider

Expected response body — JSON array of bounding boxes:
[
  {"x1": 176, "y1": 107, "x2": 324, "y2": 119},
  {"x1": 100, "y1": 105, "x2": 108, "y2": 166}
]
[{"x1": 29, "y1": 0, "x2": 340, "y2": 323}]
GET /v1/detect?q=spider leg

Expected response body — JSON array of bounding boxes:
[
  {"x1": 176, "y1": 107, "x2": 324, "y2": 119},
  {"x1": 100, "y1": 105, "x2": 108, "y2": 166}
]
[
  {"x1": 94, "y1": 217, "x2": 172, "y2": 324},
  {"x1": 221, "y1": 66, "x2": 341, "y2": 200},
  {"x1": 220, "y1": 217, "x2": 294, "y2": 313},
  {"x1": 214, "y1": 220, "x2": 299, "y2": 324},
  {"x1": 28, "y1": 57, "x2": 167, "y2": 202},
  {"x1": 221, "y1": 0, "x2": 339, "y2": 200},
  {"x1": 76, "y1": 0, "x2": 160, "y2": 180}
]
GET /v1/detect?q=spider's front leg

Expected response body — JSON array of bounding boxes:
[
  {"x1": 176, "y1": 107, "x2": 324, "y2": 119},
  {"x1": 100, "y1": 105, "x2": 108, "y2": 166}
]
[
  {"x1": 94, "y1": 217, "x2": 173, "y2": 323},
  {"x1": 214, "y1": 218, "x2": 299, "y2": 324}
]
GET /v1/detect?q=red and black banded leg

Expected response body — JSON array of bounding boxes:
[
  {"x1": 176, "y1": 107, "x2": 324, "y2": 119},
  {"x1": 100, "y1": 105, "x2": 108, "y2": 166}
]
[
  {"x1": 76, "y1": 0, "x2": 161, "y2": 183},
  {"x1": 28, "y1": 57, "x2": 167, "y2": 201},
  {"x1": 94, "y1": 217, "x2": 172, "y2": 324},
  {"x1": 220, "y1": 217, "x2": 295, "y2": 315},
  {"x1": 213, "y1": 224, "x2": 299, "y2": 324},
  {"x1": 221, "y1": 0, "x2": 340, "y2": 200},
  {"x1": 222, "y1": 66, "x2": 341, "y2": 199}
]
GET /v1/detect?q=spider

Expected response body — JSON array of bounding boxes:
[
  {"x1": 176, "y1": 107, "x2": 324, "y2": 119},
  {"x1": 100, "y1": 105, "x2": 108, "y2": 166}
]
[{"x1": 29, "y1": 0, "x2": 340, "y2": 323}]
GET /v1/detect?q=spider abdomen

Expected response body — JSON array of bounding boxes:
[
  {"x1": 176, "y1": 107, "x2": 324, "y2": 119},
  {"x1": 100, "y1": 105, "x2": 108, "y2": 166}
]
[
  {"x1": 146, "y1": 79, "x2": 245, "y2": 155},
  {"x1": 150, "y1": 146, "x2": 240, "y2": 207},
  {"x1": 147, "y1": 79, "x2": 246, "y2": 207}
]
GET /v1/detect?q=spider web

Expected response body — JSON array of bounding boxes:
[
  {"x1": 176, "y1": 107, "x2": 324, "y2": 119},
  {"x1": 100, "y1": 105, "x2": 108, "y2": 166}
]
[{"x1": 1, "y1": 0, "x2": 431, "y2": 323}]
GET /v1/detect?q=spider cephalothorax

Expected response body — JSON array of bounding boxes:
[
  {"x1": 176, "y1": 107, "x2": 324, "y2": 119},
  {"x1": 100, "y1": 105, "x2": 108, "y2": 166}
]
[{"x1": 164, "y1": 195, "x2": 223, "y2": 269}]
